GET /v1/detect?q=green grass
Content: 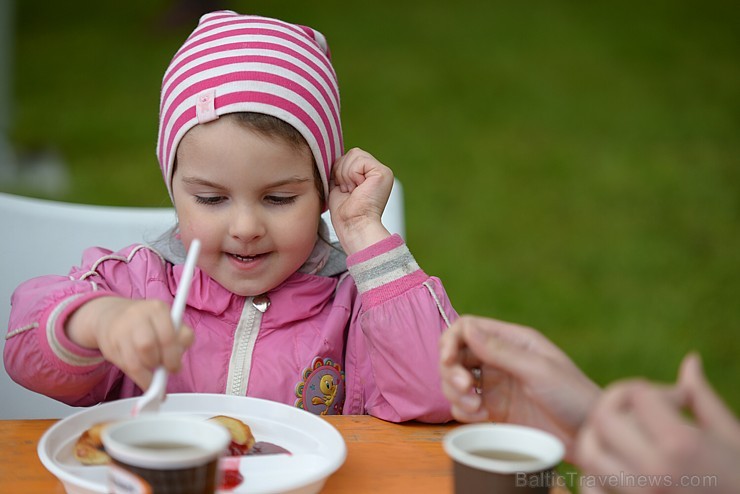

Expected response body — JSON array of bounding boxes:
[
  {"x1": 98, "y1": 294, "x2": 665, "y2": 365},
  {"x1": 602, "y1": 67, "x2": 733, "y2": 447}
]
[{"x1": 5, "y1": 0, "x2": 739, "y2": 412}]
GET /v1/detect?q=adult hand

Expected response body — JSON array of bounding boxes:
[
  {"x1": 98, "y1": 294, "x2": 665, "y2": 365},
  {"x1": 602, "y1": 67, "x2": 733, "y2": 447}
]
[
  {"x1": 575, "y1": 354, "x2": 740, "y2": 494},
  {"x1": 328, "y1": 147, "x2": 392, "y2": 255},
  {"x1": 67, "y1": 296, "x2": 194, "y2": 390},
  {"x1": 439, "y1": 315, "x2": 600, "y2": 460}
]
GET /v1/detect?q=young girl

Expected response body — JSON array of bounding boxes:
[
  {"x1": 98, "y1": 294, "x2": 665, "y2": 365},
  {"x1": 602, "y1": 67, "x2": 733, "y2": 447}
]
[{"x1": 4, "y1": 11, "x2": 457, "y2": 422}]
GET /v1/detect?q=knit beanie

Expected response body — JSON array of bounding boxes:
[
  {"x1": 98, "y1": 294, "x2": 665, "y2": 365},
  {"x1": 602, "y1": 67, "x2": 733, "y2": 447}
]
[{"x1": 156, "y1": 10, "x2": 343, "y2": 204}]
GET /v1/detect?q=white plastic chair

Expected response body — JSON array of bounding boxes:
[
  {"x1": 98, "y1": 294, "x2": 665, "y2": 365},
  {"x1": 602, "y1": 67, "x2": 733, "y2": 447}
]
[{"x1": 0, "y1": 179, "x2": 404, "y2": 419}]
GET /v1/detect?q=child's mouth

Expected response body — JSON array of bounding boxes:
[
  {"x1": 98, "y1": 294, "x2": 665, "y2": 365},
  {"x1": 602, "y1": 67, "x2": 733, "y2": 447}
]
[{"x1": 230, "y1": 253, "x2": 262, "y2": 262}]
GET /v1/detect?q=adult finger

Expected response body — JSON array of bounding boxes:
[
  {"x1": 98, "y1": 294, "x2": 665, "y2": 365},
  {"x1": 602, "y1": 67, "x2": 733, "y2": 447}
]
[
  {"x1": 461, "y1": 315, "x2": 566, "y2": 362},
  {"x1": 440, "y1": 362, "x2": 475, "y2": 394},
  {"x1": 576, "y1": 422, "x2": 630, "y2": 483},
  {"x1": 450, "y1": 399, "x2": 490, "y2": 423},
  {"x1": 576, "y1": 383, "x2": 647, "y2": 481},
  {"x1": 439, "y1": 319, "x2": 466, "y2": 365},
  {"x1": 590, "y1": 385, "x2": 661, "y2": 473},
  {"x1": 628, "y1": 381, "x2": 692, "y2": 447},
  {"x1": 678, "y1": 353, "x2": 739, "y2": 435},
  {"x1": 462, "y1": 320, "x2": 552, "y2": 385}
]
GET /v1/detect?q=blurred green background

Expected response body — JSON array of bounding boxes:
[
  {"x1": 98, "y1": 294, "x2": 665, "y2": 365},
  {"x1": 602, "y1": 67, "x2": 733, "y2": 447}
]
[{"x1": 3, "y1": 0, "x2": 738, "y2": 415}]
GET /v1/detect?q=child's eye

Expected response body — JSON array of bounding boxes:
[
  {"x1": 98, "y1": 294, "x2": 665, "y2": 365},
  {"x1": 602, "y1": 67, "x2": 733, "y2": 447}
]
[
  {"x1": 195, "y1": 195, "x2": 225, "y2": 205},
  {"x1": 265, "y1": 195, "x2": 297, "y2": 206}
]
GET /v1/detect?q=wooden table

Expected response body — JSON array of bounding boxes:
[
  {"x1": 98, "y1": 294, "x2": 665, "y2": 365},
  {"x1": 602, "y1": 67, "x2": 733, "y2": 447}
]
[
  {"x1": 0, "y1": 416, "x2": 568, "y2": 493},
  {"x1": 0, "y1": 416, "x2": 453, "y2": 493}
]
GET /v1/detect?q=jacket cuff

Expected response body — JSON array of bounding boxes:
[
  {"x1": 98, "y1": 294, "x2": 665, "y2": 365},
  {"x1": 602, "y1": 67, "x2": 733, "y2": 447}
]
[
  {"x1": 40, "y1": 291, "x2": 109, "y2": 371},
  {"x1": 346, "y1": 234, "x2": 428, "y2": 308}
]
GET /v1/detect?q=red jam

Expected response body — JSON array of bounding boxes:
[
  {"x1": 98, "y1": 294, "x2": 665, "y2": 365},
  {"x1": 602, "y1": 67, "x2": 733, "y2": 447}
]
[
  {"x1": 227, "y1": 441, "x2": 250, "y2": 456},
  {"x1": 219, "y1": 466, "x2": 244, "y2": 490},
  {"x1": 218, "y1": 441, "x2": 291, "y2": 490}
]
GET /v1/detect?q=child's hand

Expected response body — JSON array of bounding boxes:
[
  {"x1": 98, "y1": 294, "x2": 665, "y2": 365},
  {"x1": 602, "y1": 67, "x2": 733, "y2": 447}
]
[
  {"x1": 328, "y1": 147, "x2": 393, "y2": 255},
  {"x1": 66, "y1": 297, "x2": 194, "y2": 390}
]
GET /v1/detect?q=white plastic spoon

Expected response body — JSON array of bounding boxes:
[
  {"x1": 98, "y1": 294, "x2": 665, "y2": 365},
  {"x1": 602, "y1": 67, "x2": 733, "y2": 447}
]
[{"x1": 131, "y1": 239, "x2": 201, "y2": 416}]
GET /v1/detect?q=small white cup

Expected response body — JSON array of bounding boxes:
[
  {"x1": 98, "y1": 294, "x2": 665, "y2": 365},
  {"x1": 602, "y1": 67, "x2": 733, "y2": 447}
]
[
  {"x1": 102, "y1": 414, "x2": 231, "y2": 494},
  {"x1": 443, "y1": 423, "x2": 564, "y2": 494}
]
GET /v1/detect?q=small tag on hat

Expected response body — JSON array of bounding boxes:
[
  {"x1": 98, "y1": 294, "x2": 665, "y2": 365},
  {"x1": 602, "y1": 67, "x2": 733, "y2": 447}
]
[{"x1": 195, "y1": 88, "x2": 218, "y2": 123}]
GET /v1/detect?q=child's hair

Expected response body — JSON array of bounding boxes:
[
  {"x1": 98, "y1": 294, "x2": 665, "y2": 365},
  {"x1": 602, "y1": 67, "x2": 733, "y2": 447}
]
[{"x1": 157, "y1": 10, "x2": 343, "y2": 210}]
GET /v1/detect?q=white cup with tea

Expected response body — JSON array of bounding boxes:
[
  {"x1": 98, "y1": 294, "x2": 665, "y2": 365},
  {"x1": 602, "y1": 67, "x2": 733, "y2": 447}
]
[
  {"x1": 443, "y1": 423, "x2": 565, "y2": 494},
  {"x1": 101, "y1": 414, "x2": 231, "y2": 494}
]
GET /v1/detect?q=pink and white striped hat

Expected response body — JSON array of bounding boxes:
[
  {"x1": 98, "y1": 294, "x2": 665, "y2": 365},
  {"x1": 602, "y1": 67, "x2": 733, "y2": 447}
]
[{"x1": 156, "y1": 10, "x2": 343, "y2": 202}]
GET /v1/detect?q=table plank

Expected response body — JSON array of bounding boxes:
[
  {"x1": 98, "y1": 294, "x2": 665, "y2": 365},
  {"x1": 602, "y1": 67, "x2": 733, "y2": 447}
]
[
  {"x1": 0, "y1": 419, "x2": 66, "y2": 493},
  {"x1": 0, "y1": 417, "x2": 454, "y2": 494},
  {"x1": 322, "y1": 416, "x2": 454, "y2": 493},
  {"x1": 0, "y1": 416, "x2": 569, "y2": 493}
]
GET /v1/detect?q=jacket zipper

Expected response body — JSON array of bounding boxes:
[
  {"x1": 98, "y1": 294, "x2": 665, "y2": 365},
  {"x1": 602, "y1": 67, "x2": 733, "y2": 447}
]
[{"x1": 226, "y1": 297, "x2": 263, "y2": 395}]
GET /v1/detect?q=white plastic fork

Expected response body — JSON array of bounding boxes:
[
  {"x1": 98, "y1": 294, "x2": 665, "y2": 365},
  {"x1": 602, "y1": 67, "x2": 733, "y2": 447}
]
[{"x1": 131, "y1": 239, "x2": 201, "y2": 416}]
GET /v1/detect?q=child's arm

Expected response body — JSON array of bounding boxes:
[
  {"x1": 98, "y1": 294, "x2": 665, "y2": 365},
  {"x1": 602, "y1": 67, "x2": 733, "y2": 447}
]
[
  {"x1": 4, "y1": 244, "x2": 185, "y2": 404},
  {"x1": 342, "y1": 234, "x2": 459, "y2": 423},
  {"x1": 328, "y1": 147, "x2": 394, "y2": 255},
  {"x1": 330, "y1": 149, "x2": 458, "y2": 422}
]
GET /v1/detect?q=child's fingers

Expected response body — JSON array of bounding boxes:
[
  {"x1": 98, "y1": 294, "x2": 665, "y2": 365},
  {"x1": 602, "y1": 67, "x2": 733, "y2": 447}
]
[
  {"x1": 132, "y1": 369, "x2": 154, "y2": 391},
  {"x1": 117, "y1": 338, "x2": 154, "y2": 390},
  {"x1": 131, "y1": 325, "x2": 163, "y2": 370},
  {"x1": 125, "y1": 300, "x2": 186, "y2": 377},
  {"x1": 161, "y1": 324, "x2": 194, "y2": 372},
  {"x1": 333, "y1": 147, "x2": 383, "y2": 191},
  {"x1": 135, "y1": 302, "x2": 178, "y2": 369},
  {"x1": 331, "y1": 153, "x2": 351, "y2": 193},
  {"x1": 331, "y1": 149, "x2": 357, "y2": 191},
  {"x1": 178, "y1": 325, "x2": 195, "y2": 349}
]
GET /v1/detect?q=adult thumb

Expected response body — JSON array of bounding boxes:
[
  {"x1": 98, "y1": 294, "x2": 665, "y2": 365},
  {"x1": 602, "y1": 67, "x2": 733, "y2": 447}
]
[{"x1": 678, "y1": 353, "x2": 738, "y2": 434}]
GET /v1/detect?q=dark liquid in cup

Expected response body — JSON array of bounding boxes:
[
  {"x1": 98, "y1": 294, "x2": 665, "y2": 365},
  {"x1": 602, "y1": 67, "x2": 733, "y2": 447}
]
[{"x1": 469, "y1": 449, "x2": 541, "y2": 462}]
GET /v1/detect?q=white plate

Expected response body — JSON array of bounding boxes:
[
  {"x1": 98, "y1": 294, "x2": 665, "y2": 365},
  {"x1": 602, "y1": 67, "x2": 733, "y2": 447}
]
[{"x1": 38, "y1": 394, "x2": 347, "y2": 494}]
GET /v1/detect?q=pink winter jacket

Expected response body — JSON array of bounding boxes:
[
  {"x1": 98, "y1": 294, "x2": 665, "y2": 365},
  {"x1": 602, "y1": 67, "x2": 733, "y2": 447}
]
[{"x1": 4, "y1": 234, "x2": 457, "y2": 423}]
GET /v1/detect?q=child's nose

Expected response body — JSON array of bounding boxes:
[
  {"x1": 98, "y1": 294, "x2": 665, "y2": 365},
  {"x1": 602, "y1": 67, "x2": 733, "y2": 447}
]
[{"x1": 228, "y1": 207, "x2": 266, "y2": 240}]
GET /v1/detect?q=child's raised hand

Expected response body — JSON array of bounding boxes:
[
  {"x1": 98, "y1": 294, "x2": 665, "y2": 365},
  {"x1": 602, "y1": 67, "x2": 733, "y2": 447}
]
[
  {"x1": 66, "y1": 297, "x2": 194, "y2": 390},
  {"x1": 328, "y1": 147, "x2": 393, "y2": 255}
]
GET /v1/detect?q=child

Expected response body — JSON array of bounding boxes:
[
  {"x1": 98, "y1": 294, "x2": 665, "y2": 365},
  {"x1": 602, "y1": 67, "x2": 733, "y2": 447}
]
[{"x1": 4, "y1": 11, "x2": 457, "y2": 422}]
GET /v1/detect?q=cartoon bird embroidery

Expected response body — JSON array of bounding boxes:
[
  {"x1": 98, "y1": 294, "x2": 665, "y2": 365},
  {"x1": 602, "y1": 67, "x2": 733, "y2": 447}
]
[{"x1": 311, "y1": 374, "x2": 338, "y2": 415}]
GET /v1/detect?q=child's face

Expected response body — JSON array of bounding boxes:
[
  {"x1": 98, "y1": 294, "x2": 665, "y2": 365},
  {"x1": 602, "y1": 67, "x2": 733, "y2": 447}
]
[{"x1": 172, "y1": 116, "x2": 322, "y2": 296}]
